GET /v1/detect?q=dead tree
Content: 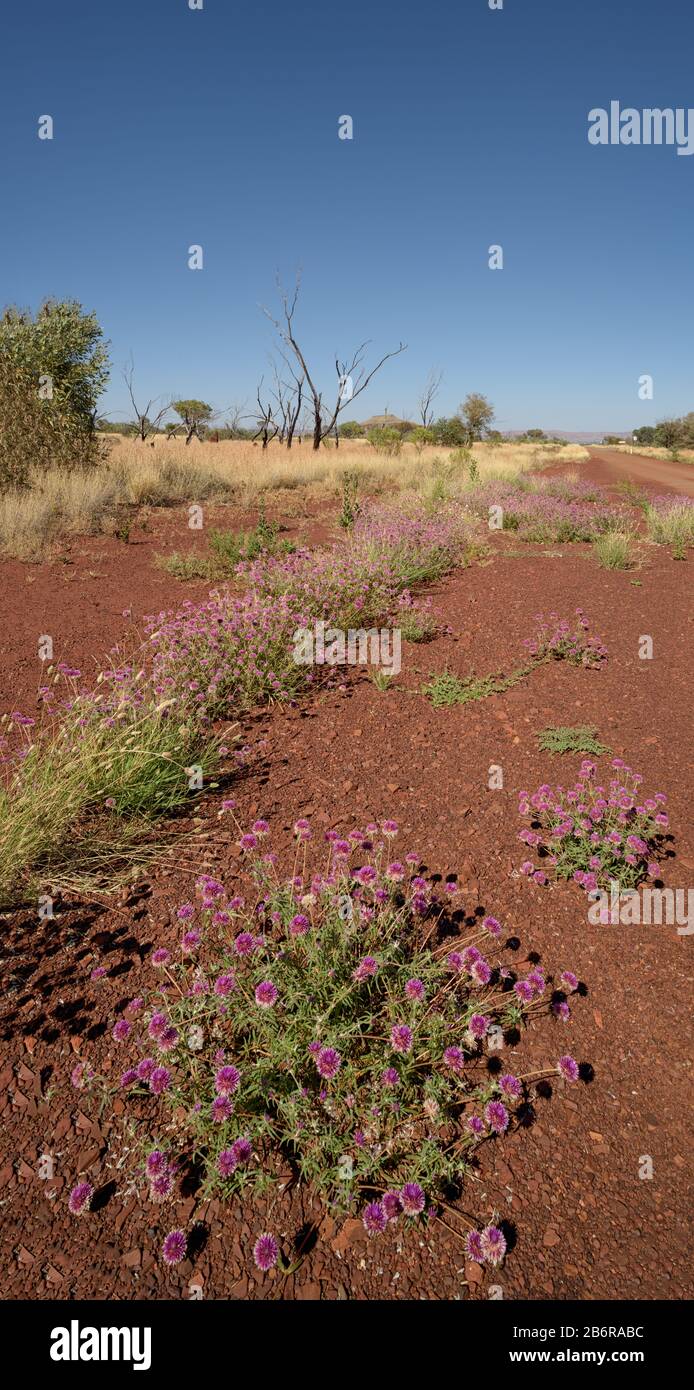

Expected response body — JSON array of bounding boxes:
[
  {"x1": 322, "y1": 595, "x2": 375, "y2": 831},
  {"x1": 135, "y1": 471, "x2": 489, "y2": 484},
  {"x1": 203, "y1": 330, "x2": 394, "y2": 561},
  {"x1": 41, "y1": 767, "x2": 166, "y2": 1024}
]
[
  {"x1": 252, "y1": 379, "x2": 279, "y2": 450},
  {"x1": 418, "y1": 369, "x2": 443, "y2": 428},
  {"x1": 271, "y1": 354, "x2": 304, "y2": 450},
  {"x1": 263, "y1": 275, "x2": 406, "y2": 451},
  {"x1": 123, "y1": 360, "x2": 171, "y2": 443}
]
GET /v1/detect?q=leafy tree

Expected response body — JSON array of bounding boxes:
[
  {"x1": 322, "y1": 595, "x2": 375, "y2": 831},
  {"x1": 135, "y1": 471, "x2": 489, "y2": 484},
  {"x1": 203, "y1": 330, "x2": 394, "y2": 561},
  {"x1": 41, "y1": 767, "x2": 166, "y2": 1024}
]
[
  {"x1": 0, "y1": 298, "x2": 109, "y2": 432},
  {"x1": 654, "y1": 419, "x2": 683, "y2": 450},
  {"x1": 337, "y1": 420, "x2": 364, "y2": 438},
  {"x1": 0, "y1": 299, "x2": 109, "y2": 488},
  {"x1": 458, "y1": 392, "x2": 495, "y2": 441},
  {"x1": 410, "y1": 425, "x2": 436, "y2": 453},
  {"x1": 172, "y1": 399, "x2": 213, "y2": 444},
  {"x1": 432, "y1": 415, "x2": 468, "y2": 447},
  {"x1": 679, "y1": 413, "x2": 694, "y2": 446},
  {"x1": 366, "y1": 426, "x2": 402, "y2": 456},
  {"x1": 632, "y1": 426, "x2": 656, "y2": 446}
]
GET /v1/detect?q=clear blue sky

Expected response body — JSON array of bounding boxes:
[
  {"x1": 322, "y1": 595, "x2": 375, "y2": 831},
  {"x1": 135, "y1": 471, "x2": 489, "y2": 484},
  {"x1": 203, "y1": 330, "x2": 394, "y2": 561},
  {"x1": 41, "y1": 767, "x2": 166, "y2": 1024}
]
[{"x1": 1, "y1": 0, "x2": 692, "y2": 434}]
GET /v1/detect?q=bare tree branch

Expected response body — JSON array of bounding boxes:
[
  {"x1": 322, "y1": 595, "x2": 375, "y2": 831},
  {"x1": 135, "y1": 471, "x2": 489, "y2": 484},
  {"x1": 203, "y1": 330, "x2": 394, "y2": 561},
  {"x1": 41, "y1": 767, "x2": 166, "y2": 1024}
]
[
  {"x1": 418, "y1": 369, "x2": 443, "y2": 428},
  {"x1": 123, "y1": 358, "x2": 171, "y2": 442},
  {"x1": 261, "y1": 273, "x2": 406, "y2": 450}
]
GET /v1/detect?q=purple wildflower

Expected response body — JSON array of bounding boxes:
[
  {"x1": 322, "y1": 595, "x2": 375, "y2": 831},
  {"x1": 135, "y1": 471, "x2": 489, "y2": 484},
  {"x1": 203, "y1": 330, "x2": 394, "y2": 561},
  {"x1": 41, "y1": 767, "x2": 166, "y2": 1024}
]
[
  {"x1": 465, "y1": 1229, "x2": 485, "y2": 1262},
  {"x1": 558, "y1": 1054, "x2": 579, "y2": 1082},
  {"x1": 400, "y1": 1182, "x2": 425, "y2": 1216},
  {"x1": 68, "y1": 1181, "x2": 93, "y2": 1216},
  {"x1": 481, "y1": 1225, "x2": 507, "y2": 1265},
  {"x1": 362, "y1": 1201, "x2": 388, "y2": 1235},
  {"x1": 316, "y1": 1047, "x2": 341, "y2": 1080},
  {"x1": 162, "y1": 1229, "x2": 187, "y2": 1266},
  {"x1": 485, "y1": 1100, "x2": 510, "y2": 1134},
  {"x1": 390, "y1": 1024, "x2": 413, "y2": 1055},
  {"x1": 253, "y1": 1233, "x2": 279, "y2": 1272},
  {"x1": 382, "y1": 1190, "x2": 403, "y2": 1221},
  {"x1": 215, "y1": 1065, "x2": 241, "y2": 1095},
  {"x1": 217, "y1": 1149, "x2": 238, "y2": 1178},
  {"x1": 149, "y1": 1066, "x2": 171, "y2": 1095}
]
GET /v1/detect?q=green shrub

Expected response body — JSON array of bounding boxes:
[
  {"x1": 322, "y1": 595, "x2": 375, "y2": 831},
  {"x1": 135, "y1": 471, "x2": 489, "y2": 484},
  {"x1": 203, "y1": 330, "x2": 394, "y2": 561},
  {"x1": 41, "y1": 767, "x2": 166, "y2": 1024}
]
[
  {"x1": 592, "y1": 528, "x2": 637, "y2": 569},
  {"x1": 536, "y1": 725, "x2": 610, "y2": 755},
  {"x1": 367, "y1": 427, "x2": 403, "y2": 457},
  {"x1": 74, "y1": 820, "x2": 577, "y2": 1235}
]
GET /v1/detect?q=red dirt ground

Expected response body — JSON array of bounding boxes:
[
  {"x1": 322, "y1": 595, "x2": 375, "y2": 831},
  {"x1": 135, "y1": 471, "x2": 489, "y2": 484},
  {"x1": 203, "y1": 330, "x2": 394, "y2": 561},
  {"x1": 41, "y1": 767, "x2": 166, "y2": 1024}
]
[
  {"x1": 583, "y1": 447, "x2": 694, "y2": 497},
  {"x1": 1, "y1": 458, "x2": 692, "y2": 1301}
]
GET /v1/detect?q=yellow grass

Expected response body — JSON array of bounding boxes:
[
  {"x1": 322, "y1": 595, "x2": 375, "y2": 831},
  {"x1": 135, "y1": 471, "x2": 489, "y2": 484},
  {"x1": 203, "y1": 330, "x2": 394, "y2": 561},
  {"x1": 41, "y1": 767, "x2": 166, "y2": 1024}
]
[
  {"x1": 606, "y1": 443, "x2": 694, "y2": 464},
  {"x1": 0, "y1": 437, "x2": 590, "y2": 560}
]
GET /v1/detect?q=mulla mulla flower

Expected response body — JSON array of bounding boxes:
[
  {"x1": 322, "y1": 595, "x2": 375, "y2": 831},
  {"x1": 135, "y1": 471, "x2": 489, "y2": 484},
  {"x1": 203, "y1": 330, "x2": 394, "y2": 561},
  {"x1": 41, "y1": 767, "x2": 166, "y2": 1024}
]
[
  {"x1": 68, "y1": 1181, "x2": 93, "y2": 1216},
  {"x1": 73, "y1": 812, "x2": 584, "y2": 1279},
  {"x1": 162, "y1": 1230, "x2": 187, "y2": 1266},
  {"x1": 253, "y1": 1233, "x2": 279, "y2": 1272}
]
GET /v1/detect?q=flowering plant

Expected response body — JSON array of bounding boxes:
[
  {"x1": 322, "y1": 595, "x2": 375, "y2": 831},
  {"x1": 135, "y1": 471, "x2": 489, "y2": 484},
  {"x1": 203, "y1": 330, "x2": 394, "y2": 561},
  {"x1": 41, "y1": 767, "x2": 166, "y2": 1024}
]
[
  {"x1": 522, "y1": 609, "x2": 607, "y2": 668},
  {"x1": 75, "y1": 815, "x2": 581, "y2": 1261},
  {"x1": 518, "y1": 759, "x2": 669, "y2": 891}
]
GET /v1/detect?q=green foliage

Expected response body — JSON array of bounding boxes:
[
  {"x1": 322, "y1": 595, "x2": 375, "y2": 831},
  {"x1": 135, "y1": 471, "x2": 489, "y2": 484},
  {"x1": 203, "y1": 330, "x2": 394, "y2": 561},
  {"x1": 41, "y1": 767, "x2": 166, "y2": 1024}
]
[
  {"x1": 0, "y1": 298, "x2": 109, "y2": 425},
  {"x1": 81, "y1": 834, "x2": 549, "y2": 1214},
  {"x1": 172, "y1": 399, "x2": 214, "y2": 441},
  {"x1": 0, "y1": 359, "x2": 99, "y2": 490},
  {"x1": 615, "y1": 481, "x2": 649, "y2": 511},
  {"x1": 367, "y1": 426, "x2": 403, "y2": 456},
  {"x1": 0, "y1": 299, "x2": 109, "y2": 488},
  {"x1": 458, "y1": 392, "x2": 495, "y2": 441},
  {"x1": 410, "y1": 426, "x2": 436, "y2": 454},
  {"x1": 654, "y1": 418, "x2": 684, "y2": 450},
  {"x1": 645, "y1": 502, "x2": 694, "y2": 549},
  {"x1": 0, "y1": 679, "x2": 221, "y2": 902},
  {"x1": 592, "y1": 528, "x2": 637, "y2": 569},
  {"x1": 337, "y1": 470, "x2": 361, "y2": 529},
  {"x1": 397, "y1": 604, "x2": 436, "y2": 642},
  {"x1": 369, "y1": 668, "x2": 395, "y2": 692},
  {"x1": 431, "y1": 416, "x2": 468, "y2": 447},
  {"x1": 158, "y1": 519, "x2": 295, "y2": 580},
  {"x1": 421, "y1": 668, "x2": 527, "y2": 708},
  {"x1": 536, "y1": 725, "x2": 610, "y2": 756}
]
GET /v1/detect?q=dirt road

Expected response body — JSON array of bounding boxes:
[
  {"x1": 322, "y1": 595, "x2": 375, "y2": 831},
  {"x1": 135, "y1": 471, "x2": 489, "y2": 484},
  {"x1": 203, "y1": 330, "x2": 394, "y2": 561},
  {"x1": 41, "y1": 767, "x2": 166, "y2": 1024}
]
[{"x1": 584, "y1": 447, "x2": 694, "y2": 497}]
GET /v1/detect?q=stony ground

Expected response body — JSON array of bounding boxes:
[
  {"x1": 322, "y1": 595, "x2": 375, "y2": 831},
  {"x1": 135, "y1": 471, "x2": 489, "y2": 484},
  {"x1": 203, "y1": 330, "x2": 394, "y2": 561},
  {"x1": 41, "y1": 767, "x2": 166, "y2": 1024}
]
[{"x1": 1, "y1": 452, "x2": 692, "y2": 1300}]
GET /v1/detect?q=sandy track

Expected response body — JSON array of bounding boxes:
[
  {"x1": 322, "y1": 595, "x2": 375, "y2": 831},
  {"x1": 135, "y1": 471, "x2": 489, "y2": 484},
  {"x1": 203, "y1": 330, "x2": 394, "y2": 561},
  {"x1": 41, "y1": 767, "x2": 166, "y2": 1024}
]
[{"x1": 585, "y1": 447, "x2": 694, "y2": 497}]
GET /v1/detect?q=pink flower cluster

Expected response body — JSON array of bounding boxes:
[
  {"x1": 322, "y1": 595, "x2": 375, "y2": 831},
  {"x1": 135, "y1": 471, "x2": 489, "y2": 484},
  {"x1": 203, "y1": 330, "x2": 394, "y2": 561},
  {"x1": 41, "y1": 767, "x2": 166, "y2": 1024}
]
[
  {"x1": 518, "y1": 759, "x2": 668, "y2": 891},
  {"x1": 522, "y1": 609, "x2": 607, "y2": 667}
]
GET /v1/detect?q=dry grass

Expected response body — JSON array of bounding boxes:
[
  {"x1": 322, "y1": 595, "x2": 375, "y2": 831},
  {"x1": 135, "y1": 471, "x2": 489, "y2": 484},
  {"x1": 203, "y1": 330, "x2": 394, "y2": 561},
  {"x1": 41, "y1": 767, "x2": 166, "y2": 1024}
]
[
  {"x1": 0, "y1": 436, "x2": 590, "y2": 560},
  {"x1": 606, "y1": 443, "x2": 694, "y2": 464},
  {"x1": 0, "y1": 469, "x2": 120, "y2": 560}
]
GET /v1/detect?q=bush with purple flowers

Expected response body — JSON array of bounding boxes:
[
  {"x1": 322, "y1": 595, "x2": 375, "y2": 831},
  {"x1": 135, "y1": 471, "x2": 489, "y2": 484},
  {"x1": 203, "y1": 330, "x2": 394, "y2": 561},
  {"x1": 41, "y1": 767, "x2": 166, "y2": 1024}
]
[
  {"x1": 464, "y1": 480, "x2": 626, "y2": 543},
  {"x1": 518, "y1": 758, "x2": 669, "y2": 892},
  {"x1": 521, "y1": 609, "x2": 608, "y2": 669},
  {"x1": 78, "y1": 815, "x2": 582, "y2": 1244}
]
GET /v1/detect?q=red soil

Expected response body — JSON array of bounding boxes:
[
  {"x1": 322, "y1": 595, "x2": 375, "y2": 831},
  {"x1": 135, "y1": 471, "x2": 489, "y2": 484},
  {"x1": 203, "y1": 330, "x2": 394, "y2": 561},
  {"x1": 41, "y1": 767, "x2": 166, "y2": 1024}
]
[{"x1": 0, "y1": 460, "x2": 692, "y2": 1301}]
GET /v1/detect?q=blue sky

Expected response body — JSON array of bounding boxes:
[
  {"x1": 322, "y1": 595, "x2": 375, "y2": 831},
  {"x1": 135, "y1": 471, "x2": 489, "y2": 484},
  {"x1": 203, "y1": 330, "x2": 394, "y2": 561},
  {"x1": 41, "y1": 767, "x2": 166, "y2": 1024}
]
[{"x1": 1, "y1": 0, "x2": 692, "y2": 434}]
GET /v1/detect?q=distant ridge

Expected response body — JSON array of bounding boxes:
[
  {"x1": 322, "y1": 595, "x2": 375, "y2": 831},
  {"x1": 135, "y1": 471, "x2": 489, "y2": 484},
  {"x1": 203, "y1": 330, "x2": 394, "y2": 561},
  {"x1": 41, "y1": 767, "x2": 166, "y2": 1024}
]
[{"x1": 503, "y1": 429, "x2": 631, "y2": 444}]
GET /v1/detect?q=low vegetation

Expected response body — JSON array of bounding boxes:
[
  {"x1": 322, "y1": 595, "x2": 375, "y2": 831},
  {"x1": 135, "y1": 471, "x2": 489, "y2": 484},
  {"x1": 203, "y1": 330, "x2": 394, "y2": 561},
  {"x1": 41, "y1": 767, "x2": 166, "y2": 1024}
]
[
  {"x1": 70, "y1": 814, "x2": 582, "y2": 1266},
  {"x1": 536, "y1": 725, "x2": 610, "y2": 756}
]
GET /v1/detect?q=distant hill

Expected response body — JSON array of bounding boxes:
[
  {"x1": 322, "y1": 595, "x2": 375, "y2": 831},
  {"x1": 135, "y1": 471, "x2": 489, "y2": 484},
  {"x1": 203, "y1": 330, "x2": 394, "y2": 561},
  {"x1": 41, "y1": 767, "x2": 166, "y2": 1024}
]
[{"x1": 504, "y1": 429, "x2": 630, "y2": 444}]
